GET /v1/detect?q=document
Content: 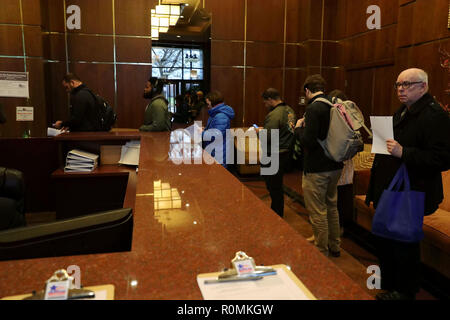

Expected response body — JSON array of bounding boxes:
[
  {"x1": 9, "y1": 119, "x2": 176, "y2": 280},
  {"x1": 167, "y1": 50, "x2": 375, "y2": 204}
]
[
  {"x1": 0, "y1": 71, "x2": 29, "y2": 98},
  {"x1": 47, "y1": 127, "x2": 62, "y2": 137},
  {"x1": 197, "y1": 265, "x2": 315, "y2": 300},
  {"x1": 370, "y1": 116, "x2": 393, "y2": 155},
  {"x1": 119, "y1": 141, "x2": 140, "y2": 166}
]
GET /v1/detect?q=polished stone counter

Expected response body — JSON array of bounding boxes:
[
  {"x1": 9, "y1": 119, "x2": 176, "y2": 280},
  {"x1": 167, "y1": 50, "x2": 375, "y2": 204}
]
[{"x1": 0, "y1": 132, "x2": 371, "y2": 300}]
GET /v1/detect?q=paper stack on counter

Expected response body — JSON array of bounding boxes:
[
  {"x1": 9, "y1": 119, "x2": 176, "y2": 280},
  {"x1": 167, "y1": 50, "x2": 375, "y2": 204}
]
[
  {"x1": 119, "y1": 140, "x2": 140, "y2": 166},
  {"x1": 47, "y1": 127, "x2": 62, "y2": 137},
  {"x1": 64, "y1": 149, "x2": 99, "y2": 172}
]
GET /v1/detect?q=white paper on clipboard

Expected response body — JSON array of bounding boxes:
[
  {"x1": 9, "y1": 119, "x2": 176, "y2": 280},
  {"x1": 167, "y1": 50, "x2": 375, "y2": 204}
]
[{"x1": 197, "y1": 265, "x2": 315, "y2": 300}]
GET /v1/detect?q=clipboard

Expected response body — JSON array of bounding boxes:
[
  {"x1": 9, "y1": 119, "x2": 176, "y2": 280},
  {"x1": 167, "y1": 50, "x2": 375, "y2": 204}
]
[
  {"x1": 1, "y1": 284, "x2": 115, "y2": 300},
  {"x1": 197, "y1": 264, "x2": 316, "y2": 300}
]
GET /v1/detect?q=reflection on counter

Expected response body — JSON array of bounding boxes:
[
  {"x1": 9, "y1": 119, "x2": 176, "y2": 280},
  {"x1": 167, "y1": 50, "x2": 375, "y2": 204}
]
[{"x1": 153, "y1": 180, "x2": 182, "y2": 210}]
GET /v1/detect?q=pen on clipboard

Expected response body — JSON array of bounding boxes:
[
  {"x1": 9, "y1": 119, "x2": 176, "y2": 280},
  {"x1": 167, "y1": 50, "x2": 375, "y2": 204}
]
[{"x1": 204, "y1": 276, "x2": 263, "y2": 285}]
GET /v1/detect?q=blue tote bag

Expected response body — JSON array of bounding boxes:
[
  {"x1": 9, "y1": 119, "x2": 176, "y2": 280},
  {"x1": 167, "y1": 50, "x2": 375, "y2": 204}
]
[{"x1": 371, "y1": 163, "x2": 425, "y2": 243}]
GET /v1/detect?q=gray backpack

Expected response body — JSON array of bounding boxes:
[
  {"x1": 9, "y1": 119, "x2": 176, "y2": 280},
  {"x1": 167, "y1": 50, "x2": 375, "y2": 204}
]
[{"x1": 315, "y1": 97, "x2": 369, "y2": 162}]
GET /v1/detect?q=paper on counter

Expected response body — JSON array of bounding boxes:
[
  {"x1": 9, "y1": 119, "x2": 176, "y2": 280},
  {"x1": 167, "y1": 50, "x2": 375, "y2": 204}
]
[
  {"x1": 47, "y1": 127, "x2": 62, "y2": 137},
  {"x1": 119, "y1": 140, "x2": 140, "y2": 166},
  {"x1": 370, "y1": 116, "x2": 393, "y2": 155},
  {"x1": 197, "y1": 266, "x2": 313, "y2": 300}
]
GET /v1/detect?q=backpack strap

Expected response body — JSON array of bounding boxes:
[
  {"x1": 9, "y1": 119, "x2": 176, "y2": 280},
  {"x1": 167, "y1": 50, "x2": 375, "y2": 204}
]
[{"x1": 314, "y1": 97, "x2": 334, "y2": 108}]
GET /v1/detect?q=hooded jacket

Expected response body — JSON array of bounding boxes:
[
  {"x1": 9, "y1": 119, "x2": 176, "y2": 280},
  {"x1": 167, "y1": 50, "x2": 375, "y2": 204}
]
[{"x1": 202, "y1": 103, "x2": 235, "y2": 168}]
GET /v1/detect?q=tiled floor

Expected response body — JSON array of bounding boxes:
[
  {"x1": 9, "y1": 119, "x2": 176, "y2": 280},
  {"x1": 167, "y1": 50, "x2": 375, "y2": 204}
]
[{"x1": 236, "y1": 169, "x2": 438, "y2": 300}]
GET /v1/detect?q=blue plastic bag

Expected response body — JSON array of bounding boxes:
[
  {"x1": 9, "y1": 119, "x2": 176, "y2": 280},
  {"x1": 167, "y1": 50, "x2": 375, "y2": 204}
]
[{"x1": 372, "y1": 163, "x2": 425, "y2": 243}]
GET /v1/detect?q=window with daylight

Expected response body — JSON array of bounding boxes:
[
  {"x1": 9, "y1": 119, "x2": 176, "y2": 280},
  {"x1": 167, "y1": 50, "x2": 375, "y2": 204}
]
[{"x1": 151, "y1": 46, "x2": 204, "y2": 80}]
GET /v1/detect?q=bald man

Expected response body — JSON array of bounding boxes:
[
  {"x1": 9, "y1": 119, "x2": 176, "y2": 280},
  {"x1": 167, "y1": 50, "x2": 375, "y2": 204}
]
[{"x1": 366, "y1": 68, "x2": 450, "y2": 300}]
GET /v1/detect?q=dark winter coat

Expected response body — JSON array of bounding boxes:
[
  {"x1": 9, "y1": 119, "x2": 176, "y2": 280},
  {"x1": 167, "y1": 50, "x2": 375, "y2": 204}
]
[{"x1": 365, "y1": 93, "x2": 450, "y2": 215}]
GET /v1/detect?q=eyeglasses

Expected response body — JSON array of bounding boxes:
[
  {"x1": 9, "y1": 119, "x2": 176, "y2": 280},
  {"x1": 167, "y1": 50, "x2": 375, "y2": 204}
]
[{"x1": 394, "y1": 81, "x2": 423, "y2": 90}]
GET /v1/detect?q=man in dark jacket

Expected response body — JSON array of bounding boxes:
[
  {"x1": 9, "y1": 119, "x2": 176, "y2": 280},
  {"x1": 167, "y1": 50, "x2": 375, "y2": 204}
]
[
  {"x1": 259, "y1": 88, "x2": 296, "y2": 217},
  {"x1": 366, "y1": 68, "x2": 450, "y2": 300},
  {"x1": 140, "y1": 77, "x2": 171, "y2": 132},
  {"x1": 295, "y1": 75, "x2": 343, "y2": 257},
  {"x1": 54, "y1": 73, "x2": 99, "y2": 132}
]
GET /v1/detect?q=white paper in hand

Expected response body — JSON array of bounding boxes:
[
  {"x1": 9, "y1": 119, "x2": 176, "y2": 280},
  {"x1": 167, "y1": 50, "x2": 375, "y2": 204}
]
[{"x1": 370, "y1": 116, "x2": 393, "y2": 155}]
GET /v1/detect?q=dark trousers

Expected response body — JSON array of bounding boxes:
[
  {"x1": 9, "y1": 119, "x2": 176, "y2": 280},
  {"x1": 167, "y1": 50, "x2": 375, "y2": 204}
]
[
  {"x1": 337, "y1": 184, "x2": 353, "y2": 229},
  {"x1": 262, "y1": 152, "x2": 290, "y2": 217},
  {"x1": 375, "y1": 235, "x2": 421, "y2": 296}
]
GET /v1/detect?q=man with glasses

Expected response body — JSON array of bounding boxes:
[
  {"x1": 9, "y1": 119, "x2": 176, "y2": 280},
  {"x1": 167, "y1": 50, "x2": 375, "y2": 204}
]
[{"x1": 366, "y1": 68, "x2": 450, "y2": 300}]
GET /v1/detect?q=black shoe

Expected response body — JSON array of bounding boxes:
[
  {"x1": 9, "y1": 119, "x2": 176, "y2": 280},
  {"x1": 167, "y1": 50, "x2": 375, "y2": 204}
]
[
  {"x1": 375, "y1": 291, "x2": 414, "y2": 300},
  {"x1": 329, "y1": 249, "x2": 340, "y2": 257}
]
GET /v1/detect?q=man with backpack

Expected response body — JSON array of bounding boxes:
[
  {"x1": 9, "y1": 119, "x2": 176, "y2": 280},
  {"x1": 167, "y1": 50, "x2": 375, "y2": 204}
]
[
  {"x1": 295, "y1": 75, "x2": 343, "y2": 257},
  {"x1": 54, "y1": 73, "x2": 101, "y2": 132}
]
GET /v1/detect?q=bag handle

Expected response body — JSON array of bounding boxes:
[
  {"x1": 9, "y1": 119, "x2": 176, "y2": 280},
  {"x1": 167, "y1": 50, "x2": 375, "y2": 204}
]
[{"x1": 387, "y1": 163, "x2": 411, "y2": 191}]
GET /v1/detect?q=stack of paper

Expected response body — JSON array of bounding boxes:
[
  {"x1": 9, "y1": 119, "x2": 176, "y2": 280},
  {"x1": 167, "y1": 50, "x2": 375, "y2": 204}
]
[
  {"x1": 119, "y1": 141, "x2": 140, "y2": 166},
  {"x1": 64, "y1": 149, "x2": 99, "y2": 172}
]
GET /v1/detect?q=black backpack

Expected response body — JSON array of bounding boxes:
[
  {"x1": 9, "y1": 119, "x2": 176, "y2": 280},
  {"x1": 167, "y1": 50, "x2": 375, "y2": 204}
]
[{"x1": 86, "y1": 89, "x2": 117, "y2": 131}]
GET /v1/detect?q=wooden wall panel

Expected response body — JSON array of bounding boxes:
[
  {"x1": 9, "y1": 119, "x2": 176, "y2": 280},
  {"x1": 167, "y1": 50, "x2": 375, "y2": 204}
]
[
  {"x1": 0, "y1": 26, "x2": 23, "y2": 56},
  {"x1": 115, "y1": 0, "x2": 155, "y2": 36},
  {"x1": 246, "y1": 0, "x2": 285, "y2": 42},
  {"x1": 246, "y1": 42, "x2": 284, "y2": 67},
  {"x1": 66, "y1": 0, "x2": 113, "y2": 34},
  {"x1": 284, "y1": 68, "x2": 307, "y2": 118},
  {"x1": 22, "y1": 0, "x2": 42, "y2": 26},
  {"x1": 24, "y1": 26, "x2": 43, "y2": 57},
  {"x1": 373, "y1": 65, "x2": 398, "y2": 116},
  {"x1": 42, "y1": 34, "x2": 66, "y2": 61},
  {"x1": 207, "y1": 0, "x2": 245, "y2": 41},
  {"x1": 210, "y1": 67, "x2": 244, "y2": 127},
  {"x1": 211, "y1": 41, "x2": 244, "y2": 66},
  {"x1": 245, "y1": 68, "x2": 283, "y2": 126},
  {"x1": 67, "y1": 35, "x2": 114, "y2": 62},
  {"x1": 116, "y1": 37, "x2": 151, "y2": 63},
  {"x1": 41, "y1": 0, "x2": 65, "y2": 32},
  {"x1": 345, "y1": 0, "x2": 398, "y2": 37},
  {"x1": 44, "y1": 62, "x2": 70, "y2": 125},
  {"x1": 0, "y1": 0, "x2": 21, "y2": 24},
  {"x1": 116, "y1": 64, "x2": 151, "y2": 129}
]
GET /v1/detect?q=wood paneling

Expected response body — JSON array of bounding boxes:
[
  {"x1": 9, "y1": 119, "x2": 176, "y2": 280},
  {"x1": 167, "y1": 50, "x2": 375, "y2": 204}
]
[
  {"x1": 210, "y1": 66, "x2": 244, "y2": 127},
  {"x1": 245, "y1": 68, "x2": 283, "y2": 126},
  {"x1": 0, "y1": 0, "x2": 21, "y2": 24},
  {"x1": 115, "y1": 0, "x2": 154, "y2": 36},
  {"x1": 207, "y1": 0, "x2": 245, "y2": 41},
  {"x1": 116, "y1": 64, "x2": 150, "y2": 129},
  {"x1": 22, "y1": 0, "x2": 42, "y2": 26},
  {"x1": 116, "y1": 37, "x2": 151, "y2": 63},
  {"x1": 24, "y1": 26, "x2": 43, "y2": 57},
  {"x1": 211, "y1": 41, "x2": 244, "y2": 66},
  {"x1": 246, "y1": 0, "x2": 285, "y2": 42},
  {"x1": 284, "y1": 68, "x2": 307, "y2": 117},
  {"x1": 246, "y1": 42, "x2": 284, "y2": 67},
  {"x1": 67, "y1": 34, "x2": 114, "y2": 62},
  {"x1": 42, "y1": 34, "x2": 66, "y2": 61},
  {"x1": 44, "y1": 62, "x2": 70, "y2": 124},
  {"x1": 66, "y1": 0, "x2": 113, "y2": 34},
  {"x1": 41, "y1": 0, "x2": 65, "y2": 32},
  {"x1": 0, "y1": 26, "x2": 23, "y2": 56}
]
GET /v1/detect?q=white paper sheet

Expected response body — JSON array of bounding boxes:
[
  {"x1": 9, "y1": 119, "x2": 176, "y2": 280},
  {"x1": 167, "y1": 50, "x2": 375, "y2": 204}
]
[
  {"x1": 119, "y1": 141, "x2": 141, "y2": 166},
  {"x1": 370, "y1": 116, "x2": 393, "y2": 155},
  {"x1": 197, "y1": 266, "x2": 312, "y2": 300}
]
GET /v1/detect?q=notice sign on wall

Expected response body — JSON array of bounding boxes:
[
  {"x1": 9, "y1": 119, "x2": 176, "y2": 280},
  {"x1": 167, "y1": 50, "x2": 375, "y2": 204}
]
[
  {"x1": 16, "y1": 107, "x2": 34, "y2": 121},
  {"x1": 0, "y1": 71, "x2": 29, "y2": 98}
]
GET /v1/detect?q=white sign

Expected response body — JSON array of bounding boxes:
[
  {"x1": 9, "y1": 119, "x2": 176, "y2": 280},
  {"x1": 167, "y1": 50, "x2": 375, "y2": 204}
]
[
  {"x1": 16, "y1": 106, "x2": 34, "y2": 121},
  {"x1": 0, "y1": 71, "x2": 29, "y2": 98}
]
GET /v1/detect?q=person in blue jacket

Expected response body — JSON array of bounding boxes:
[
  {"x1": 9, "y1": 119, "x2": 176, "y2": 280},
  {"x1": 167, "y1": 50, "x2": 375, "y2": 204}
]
[{"x1": 202, "y1": 90, "x2": 235, "y2": 168}]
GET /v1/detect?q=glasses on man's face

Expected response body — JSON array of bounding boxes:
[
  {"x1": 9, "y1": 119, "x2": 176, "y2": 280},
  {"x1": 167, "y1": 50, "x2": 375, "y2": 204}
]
[{"x1": 394, "y1": 81, "x2": 423, "y2": 90}]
